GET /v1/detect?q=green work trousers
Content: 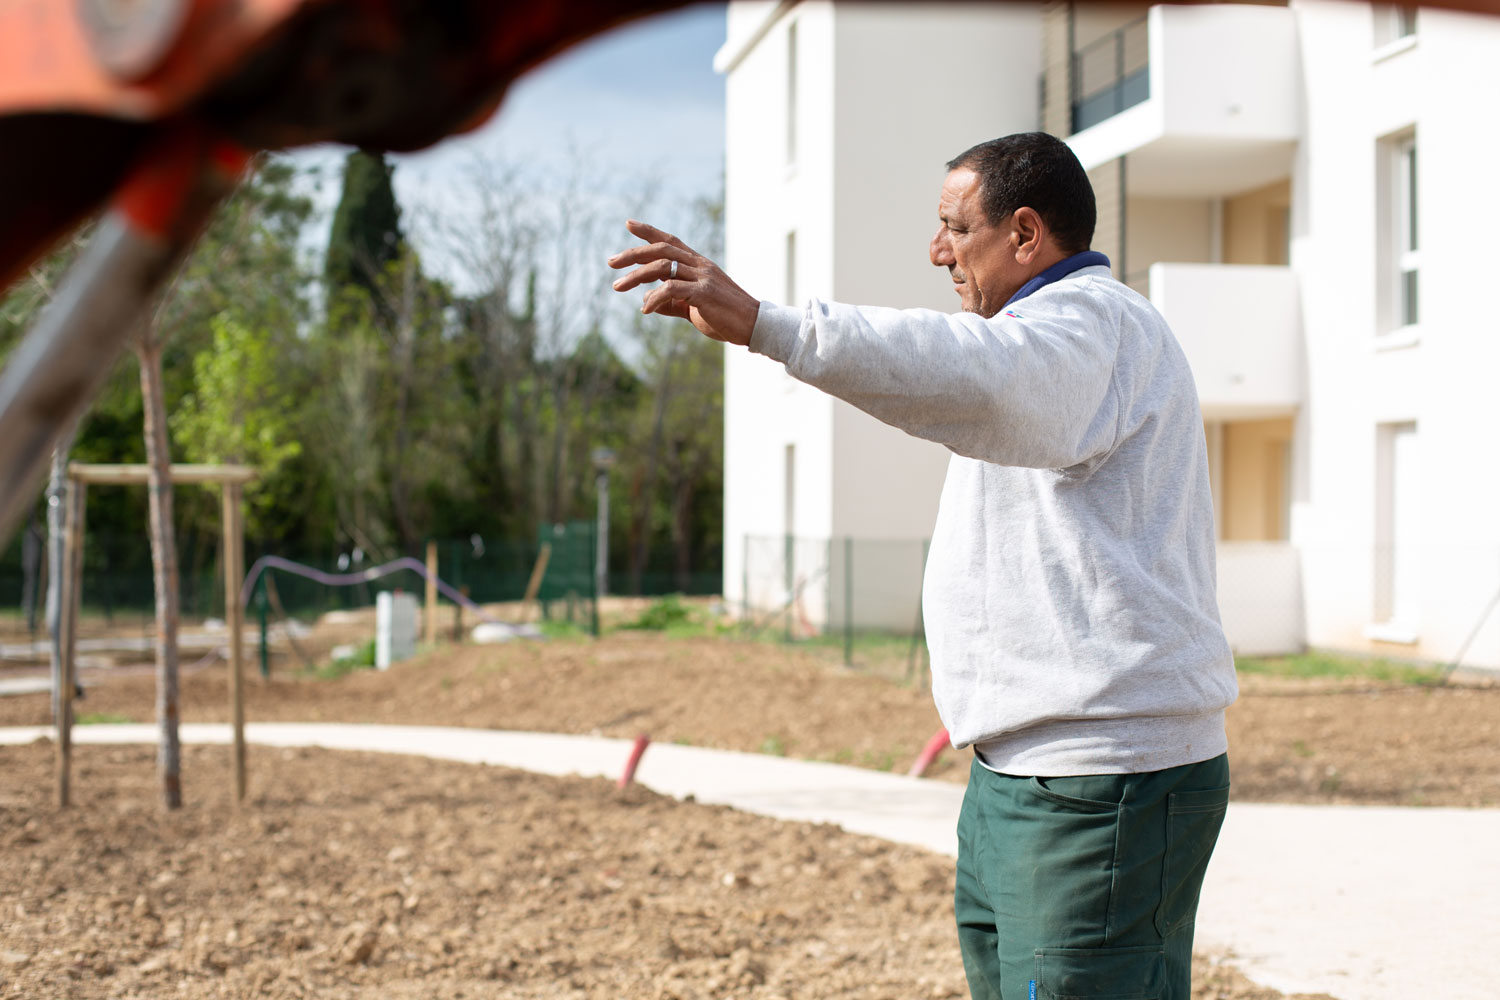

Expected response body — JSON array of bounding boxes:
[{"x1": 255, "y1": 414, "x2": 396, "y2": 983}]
[{"x1": 954, "y1": 753, "x2": 1230, "y2": 1000}]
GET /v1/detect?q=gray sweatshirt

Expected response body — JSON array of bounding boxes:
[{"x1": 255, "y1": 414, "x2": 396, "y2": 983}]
[{"x1": 749, "y1": 263, "x2": 1238, "y2": 776}]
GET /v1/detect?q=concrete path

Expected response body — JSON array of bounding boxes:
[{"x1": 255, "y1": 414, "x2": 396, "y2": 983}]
[
  {"x1": 3, "y1": 723, "x2": 1496, "y2": 1000},
  {"x1": 0, "y1": 677, "x2": 54, "y2": 696}
]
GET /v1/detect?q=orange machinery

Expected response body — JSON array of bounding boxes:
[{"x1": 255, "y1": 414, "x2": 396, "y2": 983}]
[{"x1": 0, "y1": 0, "x2": 686, "y2": 542}]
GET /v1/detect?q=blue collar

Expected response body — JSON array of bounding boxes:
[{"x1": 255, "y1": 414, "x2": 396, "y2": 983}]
[{"x1": 1003, "y1": 250, "x2": 1112, "y2": 310}]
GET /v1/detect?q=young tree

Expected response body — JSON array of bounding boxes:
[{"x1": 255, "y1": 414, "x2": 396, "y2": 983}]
[
  {"x1": 133, "y1": 321, "x2": 183, "y2": 809},
  {"x1": 131, "y1": 154, "x2": 311, "y2": 809}
]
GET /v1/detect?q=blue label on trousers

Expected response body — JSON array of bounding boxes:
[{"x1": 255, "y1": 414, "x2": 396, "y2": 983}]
[{"x1": 1029, "y1": 981, "x2": 1036, "y2": 1000}]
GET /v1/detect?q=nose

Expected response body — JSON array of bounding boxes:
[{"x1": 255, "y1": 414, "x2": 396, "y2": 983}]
[{"x1": 929, "y1": 227, "x2": 953, "y2": 268}]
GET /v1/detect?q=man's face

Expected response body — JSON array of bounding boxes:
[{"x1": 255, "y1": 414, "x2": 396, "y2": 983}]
[{"x1": 929, "y1": 167, "x2": 1024, "y2": 318}]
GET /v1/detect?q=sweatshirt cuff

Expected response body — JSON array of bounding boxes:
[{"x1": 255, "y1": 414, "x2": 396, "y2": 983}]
[{"x1": 748, "y1": 301, "x2": 803, "y2": 363}]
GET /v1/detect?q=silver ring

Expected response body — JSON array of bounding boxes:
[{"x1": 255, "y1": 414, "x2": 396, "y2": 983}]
[{"x1": 669, "y1": 260, "x2": 679, "y2": 279}]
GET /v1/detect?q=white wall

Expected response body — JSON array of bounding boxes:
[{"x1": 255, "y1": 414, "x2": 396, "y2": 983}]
[
  {"x1": 1155, "y1": 4, "x2": 1301, "y2": 142},
  {"x1": 1217, "y1": 542, "x2": 1304, "y2": 656},
  {"x1": 722, "y1": 2, "x2": 838, "y2": 614},
  {"x1": 828, "y1": 3, "x2": 1041, "y2": 313},
  {"x1": 1292, "y1": 0, "x2": 1500, "y2": 668},
  {"x1": 824, "y1": 2, "x2": 1041, "y2": 552},
  {"x1": 722, "y1": 1, "x2": 1041, "y2": 627},
  {"x1": 1125, "y1": 196, "x2": 1214, "y2": 277}
]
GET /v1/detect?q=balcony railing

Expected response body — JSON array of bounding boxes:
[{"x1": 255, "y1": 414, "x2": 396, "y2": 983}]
[{"x1": 1071, "y1": 16, "x2": 1149, "y2": 133}]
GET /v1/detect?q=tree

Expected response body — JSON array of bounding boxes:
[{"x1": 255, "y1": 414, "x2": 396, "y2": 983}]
[
  {"x1": 129, "y1": 154, "x2": 312, "y2": 809},
  {"x1": 171, "y1": 313, "x2": 304, "y2": 538},
  {"x1": 133, "y1": 321, "x2": 183, "y2": 809},
  {"x1": 622, "y1": 193, "x2": 726, "y2": 592},
  {"x1": 325, "y1": 151, "x2": 403, "y2": 305}
]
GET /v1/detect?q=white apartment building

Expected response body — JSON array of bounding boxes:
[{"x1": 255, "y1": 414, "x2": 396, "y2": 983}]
[{"x1": 719, "y1": 0, "x2": 1500, "y2": 670}]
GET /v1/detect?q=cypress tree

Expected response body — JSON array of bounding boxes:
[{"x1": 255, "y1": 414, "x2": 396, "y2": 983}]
[{"x1": 324, "y1": 150, "x2": 403, "y2": 301}]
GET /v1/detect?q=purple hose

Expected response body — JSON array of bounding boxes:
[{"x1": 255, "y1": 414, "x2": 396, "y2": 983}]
[{"x1": 239, "y1": 555, "x2": 499, "y2": 623}]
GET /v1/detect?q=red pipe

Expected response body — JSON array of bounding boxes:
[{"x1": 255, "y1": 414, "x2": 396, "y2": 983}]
[
  {"x1": 908, "y1": 727, "x2": 950, "y2": 777},
  {"x1": 618, "y1": 732, "x2": 651, "y2": 788}
]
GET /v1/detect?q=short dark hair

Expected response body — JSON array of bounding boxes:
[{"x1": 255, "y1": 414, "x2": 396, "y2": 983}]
[{"x1": 946, "y1": 133, "x2": 1096, "y2": 254}]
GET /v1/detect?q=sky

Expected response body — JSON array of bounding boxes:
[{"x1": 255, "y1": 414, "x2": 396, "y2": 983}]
[{"x1": 291, "y1": 3, "x2": 728, "y2": 295}]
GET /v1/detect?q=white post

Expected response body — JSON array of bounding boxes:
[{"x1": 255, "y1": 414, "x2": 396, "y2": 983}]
[{"x1": 376, "y1": 591, "x2": 418, "y2": 670}]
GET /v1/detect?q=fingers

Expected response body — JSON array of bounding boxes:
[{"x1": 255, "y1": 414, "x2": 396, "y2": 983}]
[
  {"x1": 640, "y1": 279, "x2": 696, "y2": 315},
  {"x1": 654, "y1": 300, "x2": 692, "y2": 321},
  {"x1": 625, "y1": 219, "x2": 691, "y2": 253},
  {"x1": 608, "y1": 241, "x2": 691, "y2": 272},
  {"x1": 609, "y1": 218, "x2": 757, "y2": 346},
  {"x1": 612, "y1": 257, "x2": 694, "y2": 293}
]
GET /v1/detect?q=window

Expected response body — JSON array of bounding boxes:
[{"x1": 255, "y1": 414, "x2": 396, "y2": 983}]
[
  {"x1": 1376, "y1": 131, "x2": 1418, "y2": 335},
  {"x1": 1374, "y1": 5, "x2": 1417, "y2": 48},
  {"x1": 786, "y1": 20, "x2": 798, "y2": 166},
  {"x1": 1373, "y1": 422, "x2": 1419, "y2": 634},
  {"x1": 785, "y1": 230, "x2": 797, "y2": 304},
  {"x1": 1397, "y1": 138, "x2": 1418, "y2": 327}
]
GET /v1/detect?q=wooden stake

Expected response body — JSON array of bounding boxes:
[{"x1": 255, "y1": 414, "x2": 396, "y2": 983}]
[
  {"x1": 223, "y1": 482, "x2": 246, "y2": 803},
  {"x1": 521, "y1": 543, "x2": 552, "y2": 623},
  {"x1": 424, "y1": 539, "x2": 438, "y2": 645},
  {"x1": 55, "y1": 481, "x2": 85, "y2": 807}
]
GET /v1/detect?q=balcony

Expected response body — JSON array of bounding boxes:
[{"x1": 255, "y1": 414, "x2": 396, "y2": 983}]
[
  {"x1": 1147, "y1": 263, "x2": 1302, "y2": 420},
  {"x1": 1071, "y1": 16, "x2": 1149, "y2": 134},
  {"x1": 1067, "y1": 4, "x2": 1300, "y2": 197}
]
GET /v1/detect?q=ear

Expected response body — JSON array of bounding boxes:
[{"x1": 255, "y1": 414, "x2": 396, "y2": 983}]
[{"x1": 1012, "y1": 206, "x2": 1048, "y2": 264}]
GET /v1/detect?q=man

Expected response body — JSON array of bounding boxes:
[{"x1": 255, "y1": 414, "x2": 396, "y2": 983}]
[{"x1": 609, "y1": 132, "x2": 1238, "y2": 1000}]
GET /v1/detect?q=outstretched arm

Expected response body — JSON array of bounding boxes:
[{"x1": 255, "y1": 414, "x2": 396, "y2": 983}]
[{"x1": 608, "y1": 220, "x2": 760, "y2": 346}]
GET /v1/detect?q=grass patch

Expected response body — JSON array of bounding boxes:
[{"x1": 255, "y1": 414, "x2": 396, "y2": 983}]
[
  {"x1": 76, "y1": 711, "x2": 133, "y2": 725},
  {"x1": 1235, "y1": 651, "x2": 1445, "y2": 686},
  {"x1": 313, "y1": 639, "x2": 376, "y2": 680},
  {"x1": 759, "y1": 733, "x2": 788, "y2": 756},
  {"x1": 313, "y1": 659, "x2": 372, "y2": 681},
  {"x1": 538, "y1": 619, "x2": 591, "y2": 640}
]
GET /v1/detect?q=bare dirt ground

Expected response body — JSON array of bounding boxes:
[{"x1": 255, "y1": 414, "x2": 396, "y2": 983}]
[
  {"x1": 1, "y1": 743, "x2": 1321, "y2": 1000},
  {"x1": 5, "y1": 619, "x2": 1490, "y2": 999}
]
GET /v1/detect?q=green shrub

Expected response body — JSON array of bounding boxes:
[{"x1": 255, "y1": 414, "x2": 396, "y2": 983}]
[{"x1": 624, "y1": 594, "x2": 695, "y2": 631}]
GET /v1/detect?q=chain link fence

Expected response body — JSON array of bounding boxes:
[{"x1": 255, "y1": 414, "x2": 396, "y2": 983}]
[
  {"x1": 1, "y1": 523, "x2": 718, "y2": 645},
  {"x1": 740, "y1": 534, "x2": 932, "y2": 682},
  {"x1": 738, "y1": 536, "x2": 1500, "y2": 676}
]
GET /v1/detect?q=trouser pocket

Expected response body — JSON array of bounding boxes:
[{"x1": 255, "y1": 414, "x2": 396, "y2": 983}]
[
  {"x1": 1033, "y1": 944, "x2": 1166, "y2": 999},
  {"x1": 1153, "y1": 785, "x2": 1229, "y2": 936}
]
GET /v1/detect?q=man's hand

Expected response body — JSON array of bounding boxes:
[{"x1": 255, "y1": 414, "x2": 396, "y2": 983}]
[{"x1": 608, "y1": 220, "x2": 760, "y2": 347}]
